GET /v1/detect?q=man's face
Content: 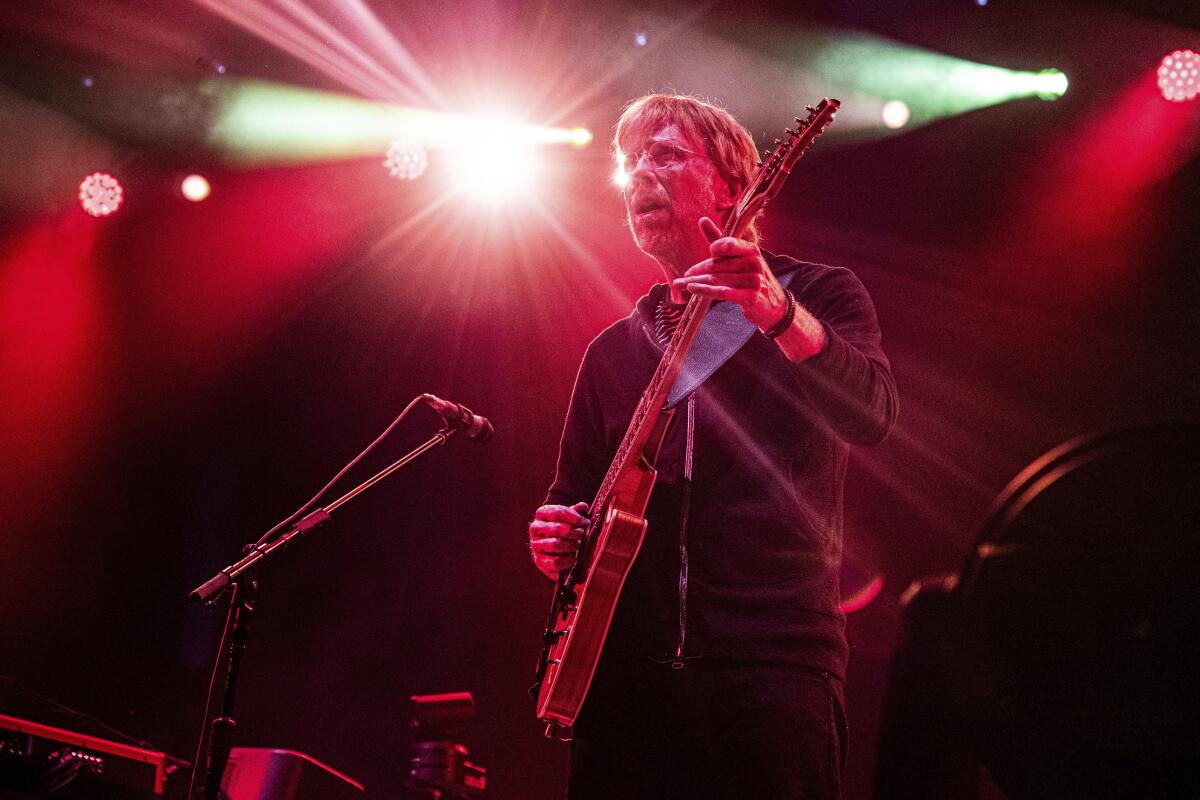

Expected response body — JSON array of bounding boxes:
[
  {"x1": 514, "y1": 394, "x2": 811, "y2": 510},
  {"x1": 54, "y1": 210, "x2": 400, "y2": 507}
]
[{"x1": 620, "y1": 123, "x2": 732, "y2": 273}]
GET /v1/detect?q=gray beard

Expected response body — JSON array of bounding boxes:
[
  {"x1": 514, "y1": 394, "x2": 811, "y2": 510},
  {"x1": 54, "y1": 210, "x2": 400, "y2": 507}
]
[{"x1": 630, "y1": 216, "x2": 693, "y2": 276}]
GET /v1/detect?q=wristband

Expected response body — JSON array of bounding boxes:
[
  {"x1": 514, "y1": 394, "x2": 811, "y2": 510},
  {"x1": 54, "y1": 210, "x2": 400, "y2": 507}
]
[{"x1": 761, "y1": 289, "x2": 796, "y2": 339}]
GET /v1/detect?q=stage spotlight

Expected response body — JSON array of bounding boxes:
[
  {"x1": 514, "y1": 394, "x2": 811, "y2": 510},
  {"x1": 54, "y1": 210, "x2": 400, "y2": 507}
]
[
  {"x1": 568, "y1": 128, "x2": 594, "y2": 147},
  {"x1": 449, "y1": 136, "x2": 539, "y2": 203},
  {"x1": 78, "y1": 172, "x2": 123, "y2": 217},
  {"x1": 882, "y1": 99, "x2": 910, "y2": 129},
  {"x1": 181, "y1": 174, "x2": 211, "y2": 202},
  {"x1": 384, "y1": 139, "x2": 428, "y2": 180},
  {"x1": 1158, "y1": 50, "x2": 1200, "y2": 102},
  {"x1": 635, "y1": 32, "x2": 648, "y2": 47}
]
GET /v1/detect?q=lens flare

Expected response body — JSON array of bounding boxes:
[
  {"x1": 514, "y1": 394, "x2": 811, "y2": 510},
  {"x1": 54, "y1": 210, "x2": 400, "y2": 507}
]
[
  {"x1": 449, "y1": 136, "x2": 540, "y2": 203},
  {"x1": 613, "y1": 166, "x2": 631, "y2": 190}
]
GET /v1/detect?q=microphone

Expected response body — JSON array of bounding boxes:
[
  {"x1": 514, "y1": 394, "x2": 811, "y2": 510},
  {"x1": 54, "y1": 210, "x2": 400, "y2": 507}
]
[{"x1": 422, "y1": 394, "x2": 495, "y2": 442}]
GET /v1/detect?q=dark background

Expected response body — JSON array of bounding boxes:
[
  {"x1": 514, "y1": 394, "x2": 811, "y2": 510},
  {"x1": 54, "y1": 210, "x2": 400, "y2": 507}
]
[{"x1": 1, "y1": 1, "x2": 1198, "y2": 798}]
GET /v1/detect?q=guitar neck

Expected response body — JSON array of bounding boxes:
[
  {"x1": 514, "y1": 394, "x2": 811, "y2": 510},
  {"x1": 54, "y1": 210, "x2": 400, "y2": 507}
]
[
  {"x1": 588, "y1": 291, "x2": 712, "y2": 515},
  {"x1": 585, "y1": 151, "x2": 770, "y2": 521}
]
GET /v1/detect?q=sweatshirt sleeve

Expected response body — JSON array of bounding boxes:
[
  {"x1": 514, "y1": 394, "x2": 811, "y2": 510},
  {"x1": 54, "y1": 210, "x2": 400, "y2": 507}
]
[
  {"x1": 545, "y1": 344, "x2": 611, "y2": 507},
  {"x1": 789, "y1": 265, "x2": 898, "y2": 445}
]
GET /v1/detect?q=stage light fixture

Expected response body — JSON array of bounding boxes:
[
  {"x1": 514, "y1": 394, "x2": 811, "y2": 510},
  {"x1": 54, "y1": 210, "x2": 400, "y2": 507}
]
[
  {"x1": 78, "y1": 172, "x2": 124, "y2": 217},
  {"x1": 384, "y1": 139, "x2": 429, "y2": 180},
  {"x1": 1158, "y1": 50, "x2": 1200, "y2": 102},
  {"x1": 181, "y1": 174, "x2": 212, "y2": 202},
  {"x1": 635, "y1": 32, "x2": 648, "y2": 47},
  {"x1": 881, "y1": 100, "x2": 910, "y2": 129}
]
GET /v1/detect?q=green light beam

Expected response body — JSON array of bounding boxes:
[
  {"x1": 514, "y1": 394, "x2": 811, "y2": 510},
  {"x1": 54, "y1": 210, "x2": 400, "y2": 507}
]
[
  {"x1": 208, "y1": 80, "x2": 591, "y2": 163},
  {"x1": 798, "y1": 34, "x2": 1067, "y2": 126}
]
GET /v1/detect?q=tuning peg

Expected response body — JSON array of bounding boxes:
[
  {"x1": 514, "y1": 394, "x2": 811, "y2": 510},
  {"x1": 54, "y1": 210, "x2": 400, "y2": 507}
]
[
  {"x1": 805, "y1": 105, "x2": 816, "y2": 113},
  {"x1": 773, "y1": 138, "x2": 782, "y2": 145}
]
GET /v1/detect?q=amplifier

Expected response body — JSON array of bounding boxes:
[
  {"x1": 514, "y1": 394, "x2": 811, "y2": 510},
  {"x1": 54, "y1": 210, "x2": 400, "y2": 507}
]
[{"x1": 0, "y1": 713, "x2": 165, "y2": 798}]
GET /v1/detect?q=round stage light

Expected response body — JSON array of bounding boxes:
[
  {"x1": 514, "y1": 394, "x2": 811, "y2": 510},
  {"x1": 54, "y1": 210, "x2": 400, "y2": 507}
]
[
  {"x1": 384, "y1": 139, "x2": 429, "y2": 180},
  {"x1": 881, "y1": 99, "x2": 910, "y2": 129},
  {"x1": 181, "y1": 174, "x2": 211, "y2": 202},
  {"x1": 78, "y1": 172, "x2": 124, "y2": 217},
  {"x1": 1158, "y1": 50, "x2": 1200, "y2": 102}
]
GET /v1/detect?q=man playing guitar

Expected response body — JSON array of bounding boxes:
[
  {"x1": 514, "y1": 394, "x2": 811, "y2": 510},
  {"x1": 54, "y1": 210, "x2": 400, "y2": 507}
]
[{"x1": 529, "y1": 94, "x2": 898, "y2": 799}]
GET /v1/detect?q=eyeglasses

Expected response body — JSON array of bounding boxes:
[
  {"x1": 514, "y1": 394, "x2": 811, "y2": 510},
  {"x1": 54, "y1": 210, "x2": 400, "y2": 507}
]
[{"x1": 619, "y1": 141, "x2": 712, "y2": 175}]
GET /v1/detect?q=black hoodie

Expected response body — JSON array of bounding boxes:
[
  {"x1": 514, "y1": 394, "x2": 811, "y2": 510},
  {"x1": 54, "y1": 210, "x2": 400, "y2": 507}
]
[{"x1": 546, "y1": 253, "x2": 898, "y2": 680}]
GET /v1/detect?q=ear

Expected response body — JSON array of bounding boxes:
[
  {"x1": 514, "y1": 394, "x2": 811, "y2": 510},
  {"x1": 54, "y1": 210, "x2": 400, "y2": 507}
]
[{"x1": 713, "y1": 175, "x2": 739, "y2": 212}]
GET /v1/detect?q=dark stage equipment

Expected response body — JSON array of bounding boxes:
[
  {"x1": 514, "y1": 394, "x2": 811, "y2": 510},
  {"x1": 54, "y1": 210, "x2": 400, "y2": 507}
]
[
  {"x1": 0, "y1": 713, "x2": 166, "y2": 798},
  {"x1": 186, "y1": 395, "x2": 493, "y2": 800},
  {"x1": 219, "y1": 748, "x2": 362, "y2": 800},
  {"x1": 405, "y1": 693, "x2": 486, "y2": 799},
  {"x1": 875, "y1": 422, "x2": 1200, "y2": 799}
]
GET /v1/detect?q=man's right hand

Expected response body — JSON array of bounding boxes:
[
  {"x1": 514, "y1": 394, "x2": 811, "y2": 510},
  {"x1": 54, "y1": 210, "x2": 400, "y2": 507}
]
[{"x1": 528, "y1": 502, "x2": 591, "y2": 581}]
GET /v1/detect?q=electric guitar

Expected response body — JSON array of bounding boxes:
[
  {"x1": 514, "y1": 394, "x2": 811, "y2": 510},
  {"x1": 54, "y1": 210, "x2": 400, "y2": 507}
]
[{"x1": 532, "y1": 99, "x2": 841, "y2": 737}]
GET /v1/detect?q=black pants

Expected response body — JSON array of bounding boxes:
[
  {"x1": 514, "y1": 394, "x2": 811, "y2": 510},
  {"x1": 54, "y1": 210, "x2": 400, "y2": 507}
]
[{"x1": 567, "y1": 657, "x2": 847, "y2": 800}]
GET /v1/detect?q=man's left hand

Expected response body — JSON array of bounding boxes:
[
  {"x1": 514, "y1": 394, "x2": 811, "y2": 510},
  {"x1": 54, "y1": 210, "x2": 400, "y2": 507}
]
[{"x1": 673, "y1": 216, "x2": 789, "y2": 331}]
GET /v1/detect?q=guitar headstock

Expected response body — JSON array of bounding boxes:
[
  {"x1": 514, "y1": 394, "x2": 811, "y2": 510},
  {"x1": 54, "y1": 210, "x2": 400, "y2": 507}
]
[
  {"x1": 766, "y1": 98, "x2": 839, "y2": 183},
  {"x1": 727, "y1": 98, "x2": 840, "y2": 237}
]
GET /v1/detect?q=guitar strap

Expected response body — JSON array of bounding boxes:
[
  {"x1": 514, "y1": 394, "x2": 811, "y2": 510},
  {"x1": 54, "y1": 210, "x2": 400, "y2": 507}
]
[{"x1": 665, "y1": 264, "x2": 799, "y2": 409}]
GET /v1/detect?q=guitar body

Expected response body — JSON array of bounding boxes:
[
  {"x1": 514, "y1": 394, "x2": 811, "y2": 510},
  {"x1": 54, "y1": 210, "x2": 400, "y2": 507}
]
[{"x1": 536, "y1": 409, "x2": 673, "y2": 728}]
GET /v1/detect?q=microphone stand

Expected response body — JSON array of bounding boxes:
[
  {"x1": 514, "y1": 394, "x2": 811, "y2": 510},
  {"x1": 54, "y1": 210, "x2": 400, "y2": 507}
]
[{"x1": 187, "y1": 426, "x2": 457, "y2": 800}]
